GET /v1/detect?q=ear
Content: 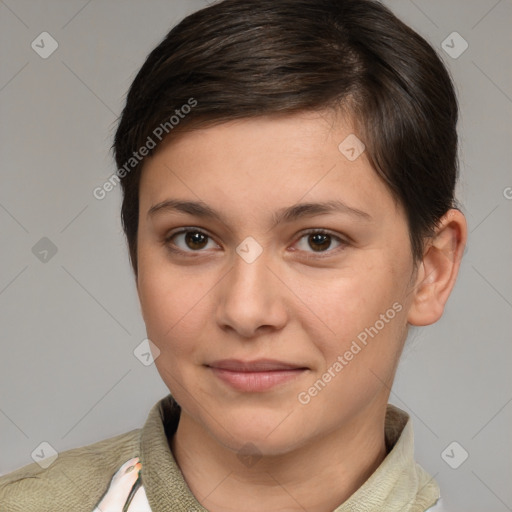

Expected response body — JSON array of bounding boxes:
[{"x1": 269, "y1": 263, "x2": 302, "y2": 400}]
[{"x1": 407, "y1": 209, "x2": 467, "y2": 326}]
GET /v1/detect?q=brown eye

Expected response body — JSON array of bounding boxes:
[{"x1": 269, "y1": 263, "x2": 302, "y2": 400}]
[
  {"x1": 295, "y1": 230, "x2": 346, "y2": 256},
  {"x1": 184, "y1": 231, "x2": 209, "y2": 250},
  {"x1": 166, "y1": 229, "x2": 218, "y2": 253},
  {"x1": 308, "y1": 233, "x2": 332, "y2": 252}
]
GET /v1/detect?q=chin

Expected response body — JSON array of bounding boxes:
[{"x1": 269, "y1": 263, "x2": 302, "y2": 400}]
[{"x1": 206, "y1": 405, "x2": 307, "y2": 455}]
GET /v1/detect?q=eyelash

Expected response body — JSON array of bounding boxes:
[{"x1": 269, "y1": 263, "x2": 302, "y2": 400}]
[{"x1": 163, "y1": 227, "x2": 349, "y2": 259}]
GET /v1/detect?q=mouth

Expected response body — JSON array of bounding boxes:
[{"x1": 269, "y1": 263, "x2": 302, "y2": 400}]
[{"x1": 206, "y1": 359, "x2": 308, "y2": 392}]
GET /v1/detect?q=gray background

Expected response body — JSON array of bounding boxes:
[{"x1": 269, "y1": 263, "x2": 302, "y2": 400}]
[{"x1": 0, "y1": 1, "x2": 511, "y2": 510}]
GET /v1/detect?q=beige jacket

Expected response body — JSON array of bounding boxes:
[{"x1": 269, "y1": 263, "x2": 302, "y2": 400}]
[{"x1": 0, "y1": 394, "x2": 441, "y2": 511}]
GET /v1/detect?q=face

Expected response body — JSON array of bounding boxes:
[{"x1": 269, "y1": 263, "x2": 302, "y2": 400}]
[{"x1": 136, "y1": 112, "x2": 417, "y2": 455}]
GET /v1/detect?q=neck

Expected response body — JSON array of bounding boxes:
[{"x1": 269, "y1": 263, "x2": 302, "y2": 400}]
[{"x1": 170, "y1": 403, "x2": 389, "y2": 512}]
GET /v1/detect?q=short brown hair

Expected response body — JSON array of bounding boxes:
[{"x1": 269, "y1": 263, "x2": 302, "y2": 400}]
[{"x1": 113, "y1": 0, "x2": 459, "y2": 276}]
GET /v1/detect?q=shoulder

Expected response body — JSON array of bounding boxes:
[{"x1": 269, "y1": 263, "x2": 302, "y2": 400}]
[
  {"x1": 426, "y1": 497, "x2": 448, "y2": 511},
  {"x1": 0, "y1": 428, "x2": 141, "y2": 512}
]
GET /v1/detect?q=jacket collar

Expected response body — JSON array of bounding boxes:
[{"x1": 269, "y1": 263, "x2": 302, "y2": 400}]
[{"x1": 140, "y1": 394, "x2": 439, "y2": 511}]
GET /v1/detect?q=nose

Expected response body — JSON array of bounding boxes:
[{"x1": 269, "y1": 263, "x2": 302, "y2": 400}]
[{"x1": 215, "y1": 251, "x2": 288, "y2": 339}]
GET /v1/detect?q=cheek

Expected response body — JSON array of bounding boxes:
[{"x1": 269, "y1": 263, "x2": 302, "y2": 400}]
[
  {"x1": 305, "y1": 257, "x2": 410, "y2": 365},
  {"x1": 137, "y1": 250, "x2": 208, "y2": 355},
  {"x1": 137, "y1": 260, "x2": 212, "y2": 400},
  {"x1": 320, "y1": 265, "x2": 402, "y2": 326}
]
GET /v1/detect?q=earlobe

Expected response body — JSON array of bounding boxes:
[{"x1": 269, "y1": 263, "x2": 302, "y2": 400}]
[{"x1": 407, "y1": 209, "x2": 467, "y2": 326}]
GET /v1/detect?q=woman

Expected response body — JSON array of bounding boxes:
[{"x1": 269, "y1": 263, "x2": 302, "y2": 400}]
[{"x1": 0, "y1": 0, "x2": 466, "y2": 510}]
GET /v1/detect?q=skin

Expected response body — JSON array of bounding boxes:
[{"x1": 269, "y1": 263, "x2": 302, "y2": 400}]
[{"x1": 135, "y1": 111, "x2": 467, "y2": 512}]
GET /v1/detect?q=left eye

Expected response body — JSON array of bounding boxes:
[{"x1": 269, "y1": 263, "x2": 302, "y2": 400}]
[
  {"x1": 167, "y1": 230, "x2": 219, "y2": 252},
  {"x1": 295, "y1": 231, "x2": 345, "y2": 253}
]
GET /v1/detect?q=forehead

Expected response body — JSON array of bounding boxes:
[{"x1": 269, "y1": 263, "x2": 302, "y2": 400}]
[{"x1": 138, "y1": 112, "x2": 400, "y2": 224}]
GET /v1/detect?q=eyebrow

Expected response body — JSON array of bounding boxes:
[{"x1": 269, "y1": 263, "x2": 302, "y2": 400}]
[{"x1": 147, "y1": 199, "x2": 372, "y2": 227}]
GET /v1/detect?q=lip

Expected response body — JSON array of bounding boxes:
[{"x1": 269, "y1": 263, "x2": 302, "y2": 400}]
[{"x1": 207, "y1": 359, "x2": 308, "y2": 392}]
